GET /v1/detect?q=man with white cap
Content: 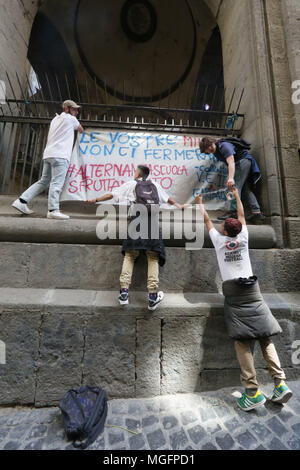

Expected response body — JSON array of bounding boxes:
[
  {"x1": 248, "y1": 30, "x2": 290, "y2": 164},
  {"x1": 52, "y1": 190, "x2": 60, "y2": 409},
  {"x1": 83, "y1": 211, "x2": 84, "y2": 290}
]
[{"x1": 12, "y1": 100, "x2": 84, "y2": 219}]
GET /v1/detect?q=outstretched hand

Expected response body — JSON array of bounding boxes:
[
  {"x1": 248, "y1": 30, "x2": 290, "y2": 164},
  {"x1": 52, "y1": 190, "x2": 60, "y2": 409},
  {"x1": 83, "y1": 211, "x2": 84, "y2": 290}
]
[
  {"x1": 227, "y1": 178, "x2": 235, "y2": 190},
  {"x1": 232, "y1": 187, "x2": 239, "y2": 198},
  {"x1": 87, "y1": 198, "x2": 97, "y2": 204},
  {"x1": 195, "y1": 195, "x2": 203, "y2": 205}
]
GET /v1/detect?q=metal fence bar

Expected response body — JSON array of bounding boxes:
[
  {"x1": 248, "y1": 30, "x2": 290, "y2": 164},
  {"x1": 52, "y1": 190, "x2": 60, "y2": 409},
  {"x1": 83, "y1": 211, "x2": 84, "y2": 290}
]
[
  {"x1": 36, "y1": 73, "x2": 49, "y2": 118},
  {"x1": 65, "y1": 73, "x2": 71, "y2": 100},
  {"x1": 55, "y1": 73, "x2": 63, "y2": 103},
  {"x1": 19, "y1": 124, "x2": 32, "y2": 192},
  {"x1": 1, "y1": 122, "x2": 14, "y2": 193},
  {"x1": 226, "y1": 88, "x2": 236, "y2": 114},
  {"x1": 28, "y1": 127, "x2": 38, "y2": 187},
  {"x1": 10, "y1": 123, "x2": 23, "y2": 193}
]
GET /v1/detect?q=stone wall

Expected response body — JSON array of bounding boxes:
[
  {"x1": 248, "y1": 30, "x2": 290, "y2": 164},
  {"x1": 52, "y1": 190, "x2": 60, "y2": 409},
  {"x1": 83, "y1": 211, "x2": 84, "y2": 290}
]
[
  {"x1": 280, "y1": 0, "x2": 300, "y2": 247},
  {"x1": 0, "y1": 242, "x2": 299, "y2": 293},
  {"x1": 0, "y1": 0, "x2": 39, "y2": 183},
  {"x1": 0, "y1": 288, "x2": 299, "y2": 405},
  {"x1": 0, "y1": 0, "x2": 39, "y2": 99}
]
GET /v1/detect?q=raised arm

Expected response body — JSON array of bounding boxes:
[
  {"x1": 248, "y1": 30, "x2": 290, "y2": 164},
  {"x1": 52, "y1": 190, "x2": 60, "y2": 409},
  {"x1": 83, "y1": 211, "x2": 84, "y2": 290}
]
[
  {"x1": 232, "y1": 187, "x2": 246, "y2": 225},
  {"x1": 195, "y1": 195, "x2": 214, "y2": 232},
  {"x1": 226, "y1": 155, "x2": 235, "y2": 190}
]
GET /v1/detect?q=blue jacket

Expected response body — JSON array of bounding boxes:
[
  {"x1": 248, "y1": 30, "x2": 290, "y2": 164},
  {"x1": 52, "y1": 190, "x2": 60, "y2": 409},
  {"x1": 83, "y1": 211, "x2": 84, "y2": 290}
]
[
  {"x1": 243, "y1": 153, "x2": 261, "y2": 185},
  {"x1": 217, "y1": 138, "x2": 261, "y2": 185}
]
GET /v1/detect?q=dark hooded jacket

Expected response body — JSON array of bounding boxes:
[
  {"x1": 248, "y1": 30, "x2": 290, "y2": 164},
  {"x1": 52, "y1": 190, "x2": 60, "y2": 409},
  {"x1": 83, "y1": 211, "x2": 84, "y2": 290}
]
[
  {"x1": 122, "y1": 212, "x2": 166, "y2": 266},
  {"x1": 222, "y1": 278, "x2": 282, "y2": 340}
]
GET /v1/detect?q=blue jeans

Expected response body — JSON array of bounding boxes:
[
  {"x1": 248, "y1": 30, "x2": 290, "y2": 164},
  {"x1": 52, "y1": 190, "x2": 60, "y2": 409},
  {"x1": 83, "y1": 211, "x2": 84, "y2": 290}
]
[
  {"x1": 20, "y1": 157, "x2": 69, "y2": 211},
  {"x1": 227, "y1": 158, "x2": 261, "y2": 213}
]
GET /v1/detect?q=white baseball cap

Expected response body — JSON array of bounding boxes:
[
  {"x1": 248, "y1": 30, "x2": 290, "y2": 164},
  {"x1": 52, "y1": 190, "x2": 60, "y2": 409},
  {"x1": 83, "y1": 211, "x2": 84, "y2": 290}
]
[{"x1": 62, "y1": 99, "x2": 81, "y2": 109}]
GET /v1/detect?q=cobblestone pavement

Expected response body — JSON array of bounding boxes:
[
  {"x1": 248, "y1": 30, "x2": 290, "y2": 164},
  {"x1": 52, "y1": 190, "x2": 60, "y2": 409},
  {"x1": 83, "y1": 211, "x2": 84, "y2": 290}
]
[{"x1": 0, "y1": 381, "x2": 300, "y2": 451}]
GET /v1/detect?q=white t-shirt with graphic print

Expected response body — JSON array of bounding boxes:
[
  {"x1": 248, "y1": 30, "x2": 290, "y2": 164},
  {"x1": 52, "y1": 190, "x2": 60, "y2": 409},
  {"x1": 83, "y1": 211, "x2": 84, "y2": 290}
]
[{"x1": 209, "y1": 225, "x2": 253, "y2": 281}]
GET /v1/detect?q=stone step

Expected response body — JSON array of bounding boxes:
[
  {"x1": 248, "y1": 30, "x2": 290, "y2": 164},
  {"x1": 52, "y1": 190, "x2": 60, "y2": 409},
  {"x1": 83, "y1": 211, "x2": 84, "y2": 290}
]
[
  {"x1": 0, "y1": 241, "x2": 299, "y2": 292},
  {"x1": 0, "y1": 288, "x2": 299, "y2": 406},
  {"x1": 0, "y1": 195, "x2": 276, "y2": 248}
]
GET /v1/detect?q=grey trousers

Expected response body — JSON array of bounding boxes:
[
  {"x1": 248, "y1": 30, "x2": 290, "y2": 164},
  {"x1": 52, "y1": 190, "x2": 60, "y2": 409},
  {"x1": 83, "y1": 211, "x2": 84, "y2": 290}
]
[{"x1": 227, "y1": 158, "x2": 261, "y2": 213}]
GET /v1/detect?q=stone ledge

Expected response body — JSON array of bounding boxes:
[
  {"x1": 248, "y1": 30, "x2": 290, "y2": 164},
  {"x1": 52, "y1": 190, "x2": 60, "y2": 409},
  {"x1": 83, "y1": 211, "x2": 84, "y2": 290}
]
[
  {"x1": 0, "y1": 215, "x2": 276, "y2": 248},
  {"x1": 0, "y1": 288, "x2": 298, "y2": 316}
]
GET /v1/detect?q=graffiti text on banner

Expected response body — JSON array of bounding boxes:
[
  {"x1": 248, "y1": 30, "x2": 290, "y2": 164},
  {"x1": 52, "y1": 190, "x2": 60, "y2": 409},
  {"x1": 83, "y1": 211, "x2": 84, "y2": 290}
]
[{"x1": 61, "y1": 130, "x2": 228, "y2": 209}]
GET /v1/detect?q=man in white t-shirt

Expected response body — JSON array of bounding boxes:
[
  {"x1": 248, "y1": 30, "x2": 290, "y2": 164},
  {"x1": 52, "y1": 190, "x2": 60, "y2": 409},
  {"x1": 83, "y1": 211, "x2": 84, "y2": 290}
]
[
  {"x1": 88, "y1": 164, "x2": 184, "y2": 311},
  {"x1": 12, "y1": 100, "x2": 84, "y2": 220},
  {"x1": 196, "y1": 188, "x2": 292, "y2": 411}
]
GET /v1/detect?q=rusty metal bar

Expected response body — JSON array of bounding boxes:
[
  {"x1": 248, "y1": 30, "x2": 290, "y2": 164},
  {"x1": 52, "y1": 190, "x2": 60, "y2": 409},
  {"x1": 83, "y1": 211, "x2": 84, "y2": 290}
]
[
  {"x1": 55, "y1": 73, "x2": 63, "y2": 102},
  {"x1": 226, "y1": 88, "x2": 236, "y2": 114},
  {"x1": 1, "y1": 122, "x2": 14, "y2": 193},
  {"x1": 19, "y1": 124, "x2": 32, "y2": 193},
  {"x1": 65, "y1": 73, "x2": 71, "y2": 100},
  {"x1": 10, "y1": 123, "x2": 23, "y2": 193}
]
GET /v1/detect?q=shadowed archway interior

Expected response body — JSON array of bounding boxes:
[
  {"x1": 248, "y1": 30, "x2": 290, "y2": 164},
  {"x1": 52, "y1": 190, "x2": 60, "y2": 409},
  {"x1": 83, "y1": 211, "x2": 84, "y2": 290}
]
[{"x1": 28, "y1": 0, "x2": 224, "y2": 109}]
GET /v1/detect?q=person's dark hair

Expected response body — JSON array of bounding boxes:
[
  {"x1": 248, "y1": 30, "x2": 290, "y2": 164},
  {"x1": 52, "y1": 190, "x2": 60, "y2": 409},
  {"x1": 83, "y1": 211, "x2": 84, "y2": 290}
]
[
  {"x1": 224, "y1": 218, "x2": 243, "y2": 237},
  {"x1": 137, "y1": 165, "x2": 150, "y2": 180},
  {"x1": 200, "y1": 137, "x2": 217, "y2": 153}
]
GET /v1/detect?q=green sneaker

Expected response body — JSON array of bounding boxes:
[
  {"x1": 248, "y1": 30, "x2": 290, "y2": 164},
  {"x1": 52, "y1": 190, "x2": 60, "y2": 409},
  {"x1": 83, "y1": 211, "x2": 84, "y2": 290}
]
[
  {"x1": 237, "y1": 390, "x2": 266, "y2": 411},
  {"x1": 271, "y1": 382, "x2": 293, "y2": 404}
]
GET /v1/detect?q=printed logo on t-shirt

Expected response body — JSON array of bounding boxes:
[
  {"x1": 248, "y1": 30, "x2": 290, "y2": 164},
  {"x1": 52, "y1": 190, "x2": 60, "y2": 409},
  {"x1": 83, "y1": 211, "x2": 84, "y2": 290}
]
[
  {"x1": 224, "y1": 240, "x2": 243, "y2": 262},
  {"x1": 224, "y1": 250, "x2": 243, "y2": 262},
  {"x1": 225, "y1": 240, "x2": 239, "y2": 251}
]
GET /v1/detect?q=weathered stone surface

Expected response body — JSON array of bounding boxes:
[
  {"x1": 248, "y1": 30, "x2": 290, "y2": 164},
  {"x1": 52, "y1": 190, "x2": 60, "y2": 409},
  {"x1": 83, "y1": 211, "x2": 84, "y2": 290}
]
[
  {"x1": 27, "y1": 243, "x2": 123, "y2": 290},
  {"x1": 0, "y1": 243, "x2": 29, "y2": 287},
  {"x1": 0, "y1": 311, "x2": 40, "y2": 404},
  {"x1": 0, "y1": 288, "x2": 299, "y2": 405},
  {"x1": 161, "y1": 317, "x2": 206, "y2": 394},
  {"x1": 1, "y1": 242, "x2": 300, "y2": 292},
  {"x1": 136, "y1": 317, "x2": 161, "y2": 397},
  {"x1": 35, "y1": 313, "x2": 85, "y2": 406},
  {"x1": 286, "y1": 219, "x2": 300, "y2": 249},
  {"x1": 83, "y1": 315, "x2": 136, "y2": 398},
  {"x1": 200, "y1": 312, "x2": 239, "y2": 369}
]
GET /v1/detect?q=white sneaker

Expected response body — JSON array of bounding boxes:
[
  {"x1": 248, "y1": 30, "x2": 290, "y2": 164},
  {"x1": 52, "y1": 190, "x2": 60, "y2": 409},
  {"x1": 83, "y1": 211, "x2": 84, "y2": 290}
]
[
  {"x1": 12, "y1": 199, "x2": 34, "y2": 215},
  {"x1": 148, "y1": 291, "x2": 164, "y2": 311},
  {"x1": 47, "y1": 211, "x2": 70, "y2": 220}
]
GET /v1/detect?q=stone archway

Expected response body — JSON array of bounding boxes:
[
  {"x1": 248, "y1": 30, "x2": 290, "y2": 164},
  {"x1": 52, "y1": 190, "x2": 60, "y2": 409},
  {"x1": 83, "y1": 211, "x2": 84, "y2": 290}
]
[
  {"x1": 1, "y1": 0, "x2": 299, "y2": 248},
  {"x1": 28, "y1": 0, "x2": 222, "y2": 108}
]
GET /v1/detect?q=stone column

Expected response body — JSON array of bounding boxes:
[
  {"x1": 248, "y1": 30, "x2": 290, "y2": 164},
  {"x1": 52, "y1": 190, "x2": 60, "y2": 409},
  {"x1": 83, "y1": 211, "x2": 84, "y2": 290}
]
[
  {"x1": 0, "y1": 0, "x2": 40, "y2": 189},
  {"x1": 280, "y1": 0, "x2": 300, "y2": 247}
]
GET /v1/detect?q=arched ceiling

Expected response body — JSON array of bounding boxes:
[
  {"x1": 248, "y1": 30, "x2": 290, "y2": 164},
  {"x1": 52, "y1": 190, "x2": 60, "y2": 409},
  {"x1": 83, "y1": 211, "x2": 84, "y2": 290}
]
[{"x1": 29, "y1": 0, "x2": 222, "y2": 106}]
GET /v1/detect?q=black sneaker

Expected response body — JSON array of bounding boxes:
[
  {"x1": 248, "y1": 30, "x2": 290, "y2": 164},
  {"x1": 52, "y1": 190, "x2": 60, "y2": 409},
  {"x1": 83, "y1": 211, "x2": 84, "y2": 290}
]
[
  {"x1": 217, "y1": 211, "x2": 238, "y2": 220},
  {"x1": 148, "y1": 291, "x2": 164, "y2": 311},
  {"x1": 246, "y1": 212, "x2": 265, "y2": 223},
  {"x1": 119, "y1": 288, "x2": 129, "y2": 305}
]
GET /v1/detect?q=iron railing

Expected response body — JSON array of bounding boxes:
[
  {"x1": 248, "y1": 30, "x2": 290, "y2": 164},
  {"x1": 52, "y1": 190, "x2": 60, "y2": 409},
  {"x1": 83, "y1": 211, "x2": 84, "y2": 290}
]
[{"x1": 0, "y1": 70, "x2": 245, "y2": 194}]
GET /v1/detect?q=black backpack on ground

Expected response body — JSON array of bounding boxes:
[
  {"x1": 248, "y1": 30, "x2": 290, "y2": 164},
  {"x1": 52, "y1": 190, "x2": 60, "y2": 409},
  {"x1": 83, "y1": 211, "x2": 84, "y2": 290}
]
[
  {"x1": 135, "y1": 179, "x2": 159, "y2": 212},
  {"x1": 59, "y1": 385, "x2": 107, "y2": 450}
]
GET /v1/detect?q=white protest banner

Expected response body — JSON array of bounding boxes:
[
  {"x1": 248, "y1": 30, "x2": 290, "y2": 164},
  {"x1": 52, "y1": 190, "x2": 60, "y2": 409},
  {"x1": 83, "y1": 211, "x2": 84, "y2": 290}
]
[{"x1": 61, "y1": 129, "x2": 228, "y2": 209}]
